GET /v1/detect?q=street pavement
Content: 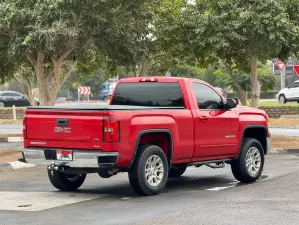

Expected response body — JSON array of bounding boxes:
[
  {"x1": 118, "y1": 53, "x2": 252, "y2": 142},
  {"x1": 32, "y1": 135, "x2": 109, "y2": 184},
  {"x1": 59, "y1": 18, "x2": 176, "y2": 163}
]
[
  {"x1": 1, "y1": 154, "x2": 299, "y2": 225},
  {"x1": 0, "y1": 124, "x2": 22, "y2": 134},
  {"x1": 269, "y1": 128, "x2": 299, "y2": 136},
  {"x1": 0, "y1": 124, "x2": 299, "y2": 136}
]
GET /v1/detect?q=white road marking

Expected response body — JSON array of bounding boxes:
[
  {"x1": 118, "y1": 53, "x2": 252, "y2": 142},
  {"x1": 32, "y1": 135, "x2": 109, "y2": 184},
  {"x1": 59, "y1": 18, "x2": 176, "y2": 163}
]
[
  {"x1": 7, "y1": 137, "x2": 23, "y2": 142},
  {"x1": 0, "y1": 191, "x2": 106, "y2": 211},
  {"x1": 9, "y1": 161, "x2": 36, "y2": 169},
  {"x1": 205, "y1": 186, "x2": 235, "y2": 191}
]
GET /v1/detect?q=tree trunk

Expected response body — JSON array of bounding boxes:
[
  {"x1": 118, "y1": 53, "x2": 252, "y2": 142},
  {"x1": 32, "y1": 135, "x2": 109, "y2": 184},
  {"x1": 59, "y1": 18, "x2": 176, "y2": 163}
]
[
  {"x1": 227, "y1": 64, "x2": 247, "y2": 106},
  {"x1": 13, "y1": 77, "x2": 37, "y2": 106},
  {"x1": 139, "y1": 57, "x2": 150, "y2": 77},
  {"x1": 250, "y1": 57, "x2": 260, "y2": 108},
  {"x1": 27, "y1": 51, "x2": 73, "y2": 106},
  {"x1": 24, "y1": 79, "x2": 36, "y2": 106}
]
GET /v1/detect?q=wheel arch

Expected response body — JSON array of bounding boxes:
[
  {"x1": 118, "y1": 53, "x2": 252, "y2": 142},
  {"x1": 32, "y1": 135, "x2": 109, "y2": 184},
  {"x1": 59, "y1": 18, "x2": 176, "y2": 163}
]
[
  {"x1": 235, "y1": 125, "x2": 268, "y2": 159},
  {"x1": 128, "y1": 129, "x2": 174, "y2": 169}
]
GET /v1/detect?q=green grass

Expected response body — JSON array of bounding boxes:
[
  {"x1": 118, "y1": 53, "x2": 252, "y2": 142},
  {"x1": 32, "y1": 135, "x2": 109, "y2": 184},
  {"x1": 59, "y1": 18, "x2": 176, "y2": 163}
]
[
  {"x1": 244, "y1": 101, "x2": 298, "y2": 107},
  {"x1": 257, "y1": 102, "x2": 298, "y2": 107}
]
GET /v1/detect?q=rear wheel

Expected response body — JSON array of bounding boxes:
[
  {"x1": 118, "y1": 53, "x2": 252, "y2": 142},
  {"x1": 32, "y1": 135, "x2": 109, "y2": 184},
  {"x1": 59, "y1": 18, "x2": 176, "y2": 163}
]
[
  {"x1": 168, "y1": 165, "x2": 187, "y2": 177},
  {"x1": 128, "y1": 145, "x2": 168, "y2": 196},
  {"x1": 47, "y1": 169, "x2": 86, "y2": 191},
  {"x1": 231, "y1": 138, "x2": 264, "y2": 183}
]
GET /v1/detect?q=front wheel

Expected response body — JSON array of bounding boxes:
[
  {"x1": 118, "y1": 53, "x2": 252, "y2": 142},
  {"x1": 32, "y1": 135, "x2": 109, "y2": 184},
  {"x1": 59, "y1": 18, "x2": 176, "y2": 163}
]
[
  {"x1": 231, "y1": 138, "x2": 264, "y2": 183},
  {"x1": 279, "y1": 95, "x2": 286, "y2": 104},
  {"x1": 128, "y1": 145, "x2": 168, "y2": 196},
  {"x1": 47, "y1": 169, "x2": 86, "y2": 191}
]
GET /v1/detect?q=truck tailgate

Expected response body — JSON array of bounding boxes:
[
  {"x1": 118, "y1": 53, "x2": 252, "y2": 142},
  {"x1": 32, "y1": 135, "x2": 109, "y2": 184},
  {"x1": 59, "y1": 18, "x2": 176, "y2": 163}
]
[{"x1": 26, "y1": 110, "x2": 104, "y2": 144}]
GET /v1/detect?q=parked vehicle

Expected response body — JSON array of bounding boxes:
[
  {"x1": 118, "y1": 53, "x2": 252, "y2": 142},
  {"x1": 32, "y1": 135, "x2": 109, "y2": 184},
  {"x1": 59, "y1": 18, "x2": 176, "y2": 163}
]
[
  {"x1": 0, "y1": 91, "x2": 39, "y2": 107},
  {"x1": 20, "y1": 77, "x2": 270, "y2": 196},
  {"x1": 278, "y1": 80, "x2": 299, "y2": 103}
]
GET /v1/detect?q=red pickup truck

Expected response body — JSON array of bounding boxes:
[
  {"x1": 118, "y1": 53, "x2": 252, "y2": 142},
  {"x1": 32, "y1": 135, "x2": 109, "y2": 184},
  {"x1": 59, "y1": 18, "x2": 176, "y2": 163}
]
[{"x1": 20, "y1": 77, "x2": 270, "y2": 196}]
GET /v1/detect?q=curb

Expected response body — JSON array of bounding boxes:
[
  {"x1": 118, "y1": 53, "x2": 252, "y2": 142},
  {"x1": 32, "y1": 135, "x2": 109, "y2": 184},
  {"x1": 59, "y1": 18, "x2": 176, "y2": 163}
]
[
  {"x1": 270, "y1": 148, "x2": 299, "y2": 154},
  {"x1": 0, "y1": 161, "x2": 36, "y2": 171}
]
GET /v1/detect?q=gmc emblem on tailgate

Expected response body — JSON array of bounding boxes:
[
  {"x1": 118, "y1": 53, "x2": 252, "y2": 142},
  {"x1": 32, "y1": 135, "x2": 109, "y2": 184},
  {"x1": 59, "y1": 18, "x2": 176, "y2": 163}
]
[{"x1": 54, "y1": 127, "x2": 71, "y2": 133}]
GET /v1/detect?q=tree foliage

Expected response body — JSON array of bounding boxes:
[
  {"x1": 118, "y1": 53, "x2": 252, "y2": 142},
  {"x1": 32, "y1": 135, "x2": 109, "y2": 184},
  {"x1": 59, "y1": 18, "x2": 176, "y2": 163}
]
[
  {"x1": 0, "y1": 0, "x2": 153, "y2": 105},
  {"x1": 154, "y1": 0, "x2": 299, "y2": 107},
  {"x1": 214, "y1": 62, "x2": 277, "y2": 105}
]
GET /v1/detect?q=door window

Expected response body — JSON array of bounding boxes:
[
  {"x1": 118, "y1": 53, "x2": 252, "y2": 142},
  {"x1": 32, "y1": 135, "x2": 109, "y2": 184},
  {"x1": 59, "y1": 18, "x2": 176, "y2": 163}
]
[
  {"x1": 289, "y1": 83, "x2": 299, "y2": 89},
  {"x1": 192, "y1": 83, "x2": 223, "y2": 110}
]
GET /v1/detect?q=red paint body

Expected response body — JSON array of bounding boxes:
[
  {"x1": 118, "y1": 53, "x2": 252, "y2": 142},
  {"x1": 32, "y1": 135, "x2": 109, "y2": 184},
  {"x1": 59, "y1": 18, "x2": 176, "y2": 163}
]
[{"x1": 23, "y1": 77, "x2": 269, "y2": 168}]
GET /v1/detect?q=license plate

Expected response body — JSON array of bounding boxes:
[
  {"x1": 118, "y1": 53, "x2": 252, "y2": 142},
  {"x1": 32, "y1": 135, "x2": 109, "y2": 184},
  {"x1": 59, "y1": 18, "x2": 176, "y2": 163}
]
[{"x1": 56, "y1": 150, "x2": 73, "y2": 161}]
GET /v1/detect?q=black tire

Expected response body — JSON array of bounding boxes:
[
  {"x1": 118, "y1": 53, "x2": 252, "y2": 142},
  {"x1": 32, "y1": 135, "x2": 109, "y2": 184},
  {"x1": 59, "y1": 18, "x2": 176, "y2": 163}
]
[
  {"x1": 168, "y1": 165, "x2": 187, "y2": 177},
  {"x1": 47, "y1": 169, "x2": 86, "y2": 191},
  {"x1": 231, "y1": 138, "x2": 264, "y2": 183},
  {"x1": 279, "y1": 94, "x2": 286, "y2": 104},
  {"x1": 128, "y1": 145, "x2": 169, "y2": 196}
]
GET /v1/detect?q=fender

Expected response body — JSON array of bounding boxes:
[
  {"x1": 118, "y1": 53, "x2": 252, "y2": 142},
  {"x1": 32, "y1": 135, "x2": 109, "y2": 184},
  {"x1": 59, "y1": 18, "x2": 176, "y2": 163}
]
[
  {"x1": 127, "y1": 129, "x2": 174, "y2": 169},
  {"x1": 234, "y1": 125, "x2": 268, "y2": 159}
]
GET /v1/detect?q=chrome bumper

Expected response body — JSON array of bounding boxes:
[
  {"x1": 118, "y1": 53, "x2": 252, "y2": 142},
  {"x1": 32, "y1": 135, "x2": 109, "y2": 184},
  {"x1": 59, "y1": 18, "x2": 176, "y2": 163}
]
[{"x1": 20, "y1": 148, "x2": 119, "y2": 168}]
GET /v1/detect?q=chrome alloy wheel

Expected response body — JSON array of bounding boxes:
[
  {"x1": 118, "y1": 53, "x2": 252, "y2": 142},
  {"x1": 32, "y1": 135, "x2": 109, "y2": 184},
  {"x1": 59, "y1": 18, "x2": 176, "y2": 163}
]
[
  {"x1": 145, "y1": 155, "x2": 164, "y2": 187},
  {"x1": 245, "y1": 147, "x2": 261, "y2": 176}
]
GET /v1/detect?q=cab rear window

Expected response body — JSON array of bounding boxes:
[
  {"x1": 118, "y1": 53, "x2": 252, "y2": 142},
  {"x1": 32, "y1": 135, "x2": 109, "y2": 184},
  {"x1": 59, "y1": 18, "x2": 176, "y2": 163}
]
[{"x1": 111, "y1": 82, "x2": 185, "y2": 107}]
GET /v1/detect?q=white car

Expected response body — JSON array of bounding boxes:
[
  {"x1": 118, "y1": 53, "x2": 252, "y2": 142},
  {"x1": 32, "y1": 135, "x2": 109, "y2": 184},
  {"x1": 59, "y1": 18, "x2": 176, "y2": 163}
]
[{"x1": 278, "y1": 80, "x2": 299, "y2": 103}]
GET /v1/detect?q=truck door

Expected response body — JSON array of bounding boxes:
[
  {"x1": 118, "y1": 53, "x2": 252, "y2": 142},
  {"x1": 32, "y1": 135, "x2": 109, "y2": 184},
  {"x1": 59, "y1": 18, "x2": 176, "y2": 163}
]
[{"x1": 190, "y1": 81, "x2": 239, "y2": 159}]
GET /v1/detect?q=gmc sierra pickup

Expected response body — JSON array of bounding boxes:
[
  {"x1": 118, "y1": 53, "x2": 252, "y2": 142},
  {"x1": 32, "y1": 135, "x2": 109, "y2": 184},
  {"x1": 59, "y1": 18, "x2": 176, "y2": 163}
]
[{"x1": 20, "y1": 77, "x2": 271, "y2": 196}]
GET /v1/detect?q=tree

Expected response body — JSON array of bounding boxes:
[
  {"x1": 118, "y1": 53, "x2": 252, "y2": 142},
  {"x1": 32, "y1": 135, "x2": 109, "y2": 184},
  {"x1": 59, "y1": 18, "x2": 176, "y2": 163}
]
[
  {"x1": 156, "y1": 0, "x2": 296, "y2": 108},
  {"x1": 0, "y1": 0, "x2": 152, "y2": 105},
  {"x1": 214, "y1": 62, "x2": 277, "y2": 105},
  {"x1": 13, "y1": 65, "x2": 38, "y2": 106}
]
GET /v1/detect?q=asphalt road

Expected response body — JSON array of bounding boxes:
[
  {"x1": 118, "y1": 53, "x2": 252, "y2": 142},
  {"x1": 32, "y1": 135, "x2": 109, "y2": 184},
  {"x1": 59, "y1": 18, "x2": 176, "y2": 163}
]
[
  {"x1": 1, "y1": 154, "x2": 299, "y2": 225},
  {"x1": 0, "y1": 124, "x2": 299, "y2": 136}
]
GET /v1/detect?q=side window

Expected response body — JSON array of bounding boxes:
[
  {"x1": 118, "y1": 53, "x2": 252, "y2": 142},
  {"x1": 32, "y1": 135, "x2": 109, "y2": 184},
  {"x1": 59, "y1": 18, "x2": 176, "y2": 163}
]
[
  {"x1": 192, "y1": 83, "x2": 223, "y2": 110},
  {"x1": 11, "y1": 93, "x2": 21, "y2": 97},
  {"x1": 289, "y1": 83, "x2": 299, "y2": 88},
  {"x1": 1, "y1": 93, "x2": 12, "y2": 97},
  {"x1": 0, "y1": 92, "x2": 21, "y2": 97}
]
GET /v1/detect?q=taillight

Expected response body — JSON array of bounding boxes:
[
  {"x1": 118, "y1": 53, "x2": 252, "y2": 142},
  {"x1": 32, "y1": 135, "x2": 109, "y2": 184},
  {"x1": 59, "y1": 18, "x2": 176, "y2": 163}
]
[
  {"x1": 23, "y1": 115, "x2": 27, "y2": 139},
  {"x1": 103, "y1": 118, "x2": 120, "y2": 143}
]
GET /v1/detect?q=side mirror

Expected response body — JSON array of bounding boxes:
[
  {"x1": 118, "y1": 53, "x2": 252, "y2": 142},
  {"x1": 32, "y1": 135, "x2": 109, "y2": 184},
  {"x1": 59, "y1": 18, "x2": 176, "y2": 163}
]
[
  {"x1": 233, "y1": 97, "x2": 239, "y2": 105},
  {"x1": 224, "y1": 98, "x2": 238, "y2": 110}
]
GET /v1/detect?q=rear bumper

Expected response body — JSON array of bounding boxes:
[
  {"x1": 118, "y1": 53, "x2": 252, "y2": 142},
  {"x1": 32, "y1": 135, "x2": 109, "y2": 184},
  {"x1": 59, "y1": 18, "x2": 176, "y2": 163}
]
[{"x1": 20, "y1": 148, "x2": 119, "y2": 168}]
